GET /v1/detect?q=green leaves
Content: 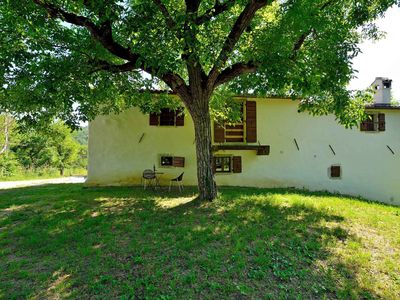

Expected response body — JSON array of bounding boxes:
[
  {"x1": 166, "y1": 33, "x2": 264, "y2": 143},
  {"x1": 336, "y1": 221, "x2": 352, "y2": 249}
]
[
  {"x1": 11, "y1": 121, "x2": 82, "y2": 173},
  {"x1": 0, "y1": 0, "x2": 398, "y2": 127},
  {"x1": 210, "y1": 87, "x2": 243, "y2": 124}
]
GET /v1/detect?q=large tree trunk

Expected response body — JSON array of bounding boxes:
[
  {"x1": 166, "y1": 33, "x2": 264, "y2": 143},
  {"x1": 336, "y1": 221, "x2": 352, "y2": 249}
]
[{"x1": 189, "y1": 97, "x2": 218, "y2": 201}]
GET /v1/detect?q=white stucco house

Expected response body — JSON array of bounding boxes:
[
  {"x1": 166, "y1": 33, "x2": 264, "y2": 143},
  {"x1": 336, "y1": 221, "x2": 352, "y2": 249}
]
[{"x1": 86, "y1": 77, "x2": 400, "y2": 205}]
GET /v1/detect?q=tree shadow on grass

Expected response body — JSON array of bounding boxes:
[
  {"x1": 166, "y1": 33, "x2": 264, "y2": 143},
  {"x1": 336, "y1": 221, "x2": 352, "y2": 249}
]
[{"x1": 0, "y1": 184, "x2": 384, "y2": 299}]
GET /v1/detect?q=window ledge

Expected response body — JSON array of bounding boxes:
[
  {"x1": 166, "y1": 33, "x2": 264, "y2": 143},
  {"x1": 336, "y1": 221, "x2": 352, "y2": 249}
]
[{"x1": 212, "y1": 145, "x2": 270, "y2": 156}]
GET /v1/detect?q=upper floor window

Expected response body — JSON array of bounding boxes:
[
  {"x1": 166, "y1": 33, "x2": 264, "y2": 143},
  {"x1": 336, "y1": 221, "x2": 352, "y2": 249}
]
[
  {"x1": 225, "y1": 103, "x2": 245, "y2": 143},
  {"x1": 160, "y1": 109, "x2": 176, "y2": 126},
  {"x1": 360, "y1": 113, "x2": 385, "y2": 132},
  {"x1": 149, "y1": 108, "x2": 184, "y2": 127},
  {"x1": 214, "y1": 100, "x2": 257, "y2": 143}
]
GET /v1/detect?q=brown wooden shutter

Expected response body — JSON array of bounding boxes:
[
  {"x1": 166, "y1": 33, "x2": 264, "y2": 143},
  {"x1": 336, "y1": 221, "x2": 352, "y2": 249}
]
[
  {"x1": 256, "y1": 146, "x2": 270, "y2": 155},
  {"x1": 175, "y1": 108, "x2": 185, "y2": 126},
  {"x1": 378, "y1": 113, "x2": 385, "y2": 131},
  {"x1": 214, "y1": 122, "x2": 225, "y2": 143},
  {"x1": 172, "y1": 156, "x2": 185, "y2": 167},
  {"x1": 360, "y1": 120, "x2": 368, "y2": 131},
  {"x1": 149, "y1": 113, "x2": 159, "y2": 126},
  {"x1": 232, "y1": 156, "x2": 242, "y2": 173},
  {"x1": 330, "y1": 166, "x2": 341, "y2": 178},
  {"x1": 246, "y1": 101, "x2": 257, "y2": 143}
]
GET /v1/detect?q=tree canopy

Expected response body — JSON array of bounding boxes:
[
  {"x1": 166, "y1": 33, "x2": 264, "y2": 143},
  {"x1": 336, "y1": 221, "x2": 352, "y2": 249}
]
[
  {"x1": 0, "y1": 115, "x2": 86, "y2": 177},
  {"x1": 1, "y1": 0, "x2": 397, "y2": 125},
  {"x1": 1, "y1": 117, "x2": 84, "y2": 174},
  {"x1": 0, "y1": 0, "x2": 398, "y2": 199}
]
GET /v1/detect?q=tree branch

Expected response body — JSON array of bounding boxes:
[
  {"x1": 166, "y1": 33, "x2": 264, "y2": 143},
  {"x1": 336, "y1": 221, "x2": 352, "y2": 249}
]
[
  {"x1": 207, "y1": 0, "x2": 270, "y2": 89},
  {"x1": 290, "y1": 29, "x2": 313, "y2": 60},
  {"x1": 180, "y1": 0, "x2": 208, "y2": 97},
  {"x1": 321, "y1": 0, "x2": 336, "y2": 10},
  {"x1": 90, "y1": 61, "x2": 189, "y2": 101},
  {"x1": 33, "y1": 0, "x2": 137, "y2": 62},
  {"x1": 32, "y1": 0, "x2": 189, "y2": 95},
  {"x1": 152, "y1": 0, "x2": 176, "y2": 29},
  {"x1": 162, "y1": 73, "x2": 191, "y2": 101},
  {"x1": 214, "y1": 62, "x2": 258, "y2": 88},
  {"x1": 290, "y1": 1, "x2": 337, "y2": 60},
  {"x1": 185, "y1": 0, "x2": 201, "y2": 14},
  {"x1": 194, "y1": 0, "x2": 236, "y2": 25},
  {"x1": 89, "y1": 60, "x2": 137, "y2": 74}
]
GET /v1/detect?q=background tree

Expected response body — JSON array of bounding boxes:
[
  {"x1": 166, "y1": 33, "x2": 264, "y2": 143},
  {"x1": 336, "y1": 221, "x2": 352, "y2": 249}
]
[
  {"x1": 0, "y1": 114, "x2": 86, "y2": 178},
  {"x1": 47, "y1": 122, "x2": 81, "y2": 175},
  {"x1": 72, "y1": 126, "x2": 88, "y2": 146},
  {"x1": 0, "y1": 114, "x2": 12, "y2": 155},
  {"x1": 72, "y1": 127, "x2": 89, "y2": 170},
  {"x1": 12, "y1": 122, "x2": 81, "y2": 175},
  {"x1": 1, "y1": 0, "x2": 398, "y2": 200},
  {"x1": 0, "y1": 114, "x2": 20, "y2": 176},
  {"x1": 13, "y1": 131, "x2": 55, "y2": 171}
]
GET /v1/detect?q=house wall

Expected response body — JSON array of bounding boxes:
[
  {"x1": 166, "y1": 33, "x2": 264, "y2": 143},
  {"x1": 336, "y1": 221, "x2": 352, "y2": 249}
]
[{"x1": 87, "y1": 98, "x2": 400, "y2": 205}]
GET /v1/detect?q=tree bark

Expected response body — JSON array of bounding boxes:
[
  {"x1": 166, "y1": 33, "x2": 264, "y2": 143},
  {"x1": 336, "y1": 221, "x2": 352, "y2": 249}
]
[{"x1": 189, "y1": 97, "x2": 217, "y2": 201}]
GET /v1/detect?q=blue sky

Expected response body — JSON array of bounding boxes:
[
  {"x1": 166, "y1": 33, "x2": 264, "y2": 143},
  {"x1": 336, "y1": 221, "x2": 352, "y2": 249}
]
[{"x1": 349, "y1": 5, "x2": 400, "y2": 100}]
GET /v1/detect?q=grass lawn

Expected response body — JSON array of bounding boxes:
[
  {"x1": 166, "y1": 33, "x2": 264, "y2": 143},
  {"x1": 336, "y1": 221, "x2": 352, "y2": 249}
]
[{"x1": 0, "y1": 185, "x2": 399, "y2": 299}]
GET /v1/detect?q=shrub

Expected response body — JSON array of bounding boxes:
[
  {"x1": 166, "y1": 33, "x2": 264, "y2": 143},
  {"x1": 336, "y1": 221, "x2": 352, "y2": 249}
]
[{"x1": 0, "y1": 153, "x2": 21, "y2": 177}]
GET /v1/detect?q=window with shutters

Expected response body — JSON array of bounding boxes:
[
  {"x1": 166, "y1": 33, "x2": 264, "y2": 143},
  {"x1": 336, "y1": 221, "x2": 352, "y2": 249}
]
[
  {"x1": 149, "y1": 108, "x2": 185, "y2": 127},
  {"x1": 160, "y1": 109, "x2": 175, "y2": 126},
  {"x1": 160, "y1": 155, "x2": 185, "y2": 168},
  {"x1": 213, "y1": 156, "x2": 242, "y2": 174},
  {"x1": 225, "y1": 103, "x2": 245, "y2": 142},
  {"x1": 360, "y1": 113, "x2": 385, "y2": 132},
  {"x1": 225, "y1": 123, "x2": 245, "y2": 142},
  {"x1": 213, "y1": 100, "x2": 257, "y2": 143},
  {"x1": 161, "y1": 156, "x2": 173, "y2": 166},
  {"x1": 214, "y1": 156, "x2": 232, "y2": 173}
]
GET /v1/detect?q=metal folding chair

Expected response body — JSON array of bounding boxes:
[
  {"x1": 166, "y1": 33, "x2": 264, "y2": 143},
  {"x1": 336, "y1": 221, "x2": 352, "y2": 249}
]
[
  {"x1": 142, "y1": 169, "x2": 157, "y2": 189},
  {"x1": 169, "y1": 172, "x2": 184, "y2": 192}
]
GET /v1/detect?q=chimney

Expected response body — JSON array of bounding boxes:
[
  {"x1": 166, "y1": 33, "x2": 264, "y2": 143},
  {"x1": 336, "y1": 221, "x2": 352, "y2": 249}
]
[{"x1": 371, "y1": 77, "x2": 392, "y2": 105}]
